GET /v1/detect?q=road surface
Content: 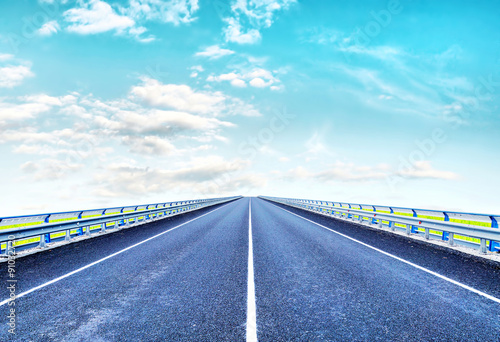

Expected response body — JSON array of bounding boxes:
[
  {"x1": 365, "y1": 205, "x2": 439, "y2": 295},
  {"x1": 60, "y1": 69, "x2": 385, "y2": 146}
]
[{"x1": 1, "y1": 197, "x2": 499, "y2": 341}]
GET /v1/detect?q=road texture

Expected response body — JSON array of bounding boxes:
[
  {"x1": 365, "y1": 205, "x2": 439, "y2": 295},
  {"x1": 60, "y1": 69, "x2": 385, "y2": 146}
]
[{"x1": 1, "y1": 197, "x2": 499, "y2": 341}]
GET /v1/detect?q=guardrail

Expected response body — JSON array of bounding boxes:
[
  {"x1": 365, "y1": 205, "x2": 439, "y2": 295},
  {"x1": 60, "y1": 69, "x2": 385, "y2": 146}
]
[
  {"x1": 1, "y1": 196, "x2": 241, "y2": 257},
  {"x1": 260, "y1": 196, "x2": 500, "y2": 254}
]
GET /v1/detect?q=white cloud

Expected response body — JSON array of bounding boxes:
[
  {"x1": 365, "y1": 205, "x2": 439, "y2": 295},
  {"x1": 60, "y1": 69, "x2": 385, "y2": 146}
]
[
  {"x1": 1, "y1": 76, "x2": 261, "y2": 161},
  {"x1": 246, "y1": 67, "x2": 275, "y2": 79},
  {"x1": 223, "y1": 17, "x2": 261, "y2": 44},
  {"x1": 0, "y1": 54, "x2": 14, "y2": 62},
  {"x1": 286, "y1": 166, "x2": 311, "y2": 179},
  {"x1": 397, "y1": 161, "x2": 459, "y2": 180},
  {"x1": 20, "y1": 94, "x2": 77, "y2": 106},
  {"x1": 207, "y1": 72, "x2": 238, "y2": 82},
  {"x1": 231, "y1": 78, "x2": 247, "y2": 87},
  {"x1": 222, "y1": 97, "x2": 261, "y2": 117},
  {"x1": 304, "y1": 27, "x2": 403, "y2": 61},
  {"x1": 1, "y1": 128, "x2": 97, "y2": 149},
  {"x1": 124, "y1": 0, "x2": 199, "y2": 26},
  {"x1": 338, "y1": 45, "x2": 402, "y2": 61},
  {"x1": 190, "y1": 65, "x2": 204, "y2": 72},
  {"x1": 92, "y1": 155, "x2": 250, "y2": 197},
  {"x1": 249, "y1": 77, "x2": 270, "y2": 88},
  {"x1": 136, "y1": 36, "x2": 156, "y2": 43},
  {"x1": 0, "y1": 103, "x2": 48, "y2": 124},
  {"x1": 131, "y1": 77, "x2": 227, "y2": 114},
  {"x1": 189, "y1": 65, "x2": 204, "y2": 77},
  {"x1": 207, "y1": 67, "x2": 280, "y2": 90},
  {"x1": 223, "y1": 0, "x2": 296, "y2": 44},
  {"x1": 128, "y1": 25, "x2": 147, "y2": 36},
  {"x1": 0, "y1": 98, "x2": 60, "y2": 127},
  {"x1": 96, "y1": 108, "x2": 235, "y2": 134},
  {"x1": 334, "y1": 64, "x2": 444, "y2": 119},
  {"x1": 20, "y1": 161, "x2": 38, "y2": 173},
  {"x1": 230, "y1": 0, "x2": 296, "y2": 27},
  {"x1": 0, "y1": 78, "x2": 265, "y2": 217},
  {"x1": 122, "y1": 135, "x2": 175, "y2": 155},
  {"x1": 38, "y1": 20, "x2": 61, "y2": 36},
  {"x1": 0, "y1": 76, "x2": 268, "y2": 208},
  {"x1": 0, "y1": 94, "x2": 78, "y2": 128},
  {"x1": 285, "y1": 160, "x2": 458, "y2": 183},
  {"x1": 20, "y1": 158, "x2": 84, "y2": 181},
  {"x1": 64, "y1": 0, "x2": 135, "y2": 35},
  {"x1": 195, "y1": 45, "x2": 235, "y2": 59},
  {"x1": 14, "y1": 145, "x2": 43, "y2": 154},
  {"x1": 0, "y1": 65, "x2": 34, "y2": 88},
  {"x1": 314, "y1": 162, "x2": 390, "y2": 182},
  {"x1": 61, "y1": 0, "x2": 199, "y2": 41},
  {"x1": 131, "y1": 77, "x2": 261, "y2": 116}
]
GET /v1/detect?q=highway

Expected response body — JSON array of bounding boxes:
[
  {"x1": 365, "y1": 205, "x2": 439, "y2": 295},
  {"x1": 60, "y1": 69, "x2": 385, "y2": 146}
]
[{"x1": 1, "y1": 197, "x2": 500, "y2": 341}]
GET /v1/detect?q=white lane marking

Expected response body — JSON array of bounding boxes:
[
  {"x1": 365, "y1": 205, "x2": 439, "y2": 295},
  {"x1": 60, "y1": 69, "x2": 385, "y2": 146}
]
[
  {"x1": 267, "y1": 201, "x2": 500, "y2": 305},
  {"x1": 0, "y1": 201, "x2": 236, "y2": 307},
  {"x1": 246, "y1": 198, "x2": 258, "y2": 342}
]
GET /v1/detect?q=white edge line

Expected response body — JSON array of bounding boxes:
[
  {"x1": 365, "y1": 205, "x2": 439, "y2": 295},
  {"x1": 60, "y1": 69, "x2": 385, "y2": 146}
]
[
  {"x1": 266, "y1": 200, "x2": 500, "y2": 305},
  {"x1": 0, "y1": 201, "x2": 236, "y2": 307},
  {"x1": 246, "y1": 198, "x2": 258, "y2": 342}
]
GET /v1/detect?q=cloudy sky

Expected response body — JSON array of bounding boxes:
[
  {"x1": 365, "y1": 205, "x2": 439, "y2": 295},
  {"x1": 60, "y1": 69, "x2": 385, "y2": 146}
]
[{"x1": 0, "y1": 0, "x2": 499, "y2": 216}]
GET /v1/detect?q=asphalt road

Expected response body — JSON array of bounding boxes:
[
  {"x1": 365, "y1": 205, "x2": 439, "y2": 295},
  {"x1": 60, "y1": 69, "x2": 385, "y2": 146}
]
[{"x1": 1, "y1": 197, "x2": 499, "y2": 341}]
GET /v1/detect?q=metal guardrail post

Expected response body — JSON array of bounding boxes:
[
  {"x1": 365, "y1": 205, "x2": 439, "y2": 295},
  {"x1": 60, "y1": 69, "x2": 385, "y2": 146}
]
[
  {"x1": 480, "y1": 239, "x2": 487, "y2": 254},
  {"x1": 86, "y1": 226, "x2": 91, "y2": 236},
  {"x1": 448, "y1": 233, "x2": 454, "y2": 246},
  {"x1": 442, "y1": 231, "x2": 449, "y2": 241},
  {"x1": 6, "y1": 241, "x2": 14, "y2": 256},
  {"x1": 425, "y1": 227, "x2": 430, "y2": 240},
  {"x1": 101, "y1": 223, "x2": 106, "y2": 233},
  {"x1": 389, "y1": 221, "x2": 395, "y2": 231},
  {"x1": 406, "y1": 224, "x2": 411, "y2": 235},
  {"x1": 65, "y1": 230, "x2": 71, "y2": 242},
  {"x1": 39, "y1": 234, "x2": 46, "y2": 248}
]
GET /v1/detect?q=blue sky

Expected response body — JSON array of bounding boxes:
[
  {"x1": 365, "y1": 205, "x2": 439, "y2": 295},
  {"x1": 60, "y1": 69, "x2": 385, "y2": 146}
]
[{"x1": 0, "y1": 0, "x2": 499, "y2": 216}]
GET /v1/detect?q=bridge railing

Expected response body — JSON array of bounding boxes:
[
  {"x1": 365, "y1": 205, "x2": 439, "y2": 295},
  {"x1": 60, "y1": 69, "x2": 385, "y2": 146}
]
[
  {"x1": 260, "y1": 196, "x2": 500, "y2": 254},
  {"x1": 1, "y1": 196, "x2": 241, "y2": 256}
]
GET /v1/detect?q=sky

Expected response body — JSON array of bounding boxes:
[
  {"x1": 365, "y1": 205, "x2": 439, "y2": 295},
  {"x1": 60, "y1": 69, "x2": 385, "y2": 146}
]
[{"x1": 0, "y1": 0, "x2": 499, "y2": 216}]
